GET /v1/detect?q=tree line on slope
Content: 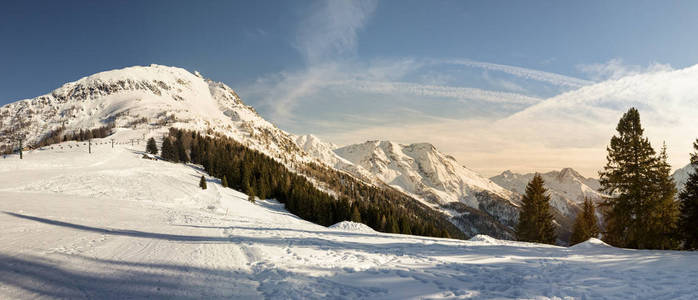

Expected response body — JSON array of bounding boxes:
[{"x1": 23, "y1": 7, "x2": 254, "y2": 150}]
[
  {"x1": 516, "y1": 107, "x2": 698, "y2": 250},
  {"x1": 157, "y1": 128, "x2": 463, "y2": 239},
  {"x1": 2, "y1": 123, "x2": 115, "y2": 155}
]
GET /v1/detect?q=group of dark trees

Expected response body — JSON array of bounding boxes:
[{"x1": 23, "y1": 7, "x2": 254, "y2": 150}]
[
  {"x1": 570, "y1": 199, "x2": 600, "y2": 245},
  {"x1": 515, "y1": 174, "x2": 601, "y2": 246},
  {"x1": 517, "y1": 107, "x2": 698, "y2": 250},
  {"x1": 679, "y1": 140, "x2": 698, "y2": 250},
  {"x1": 160, "y1": 128, "x2": 463, "y2": 239},
  {"x1": 33, "y1": 123, "x2": 115, "y2": 149}
]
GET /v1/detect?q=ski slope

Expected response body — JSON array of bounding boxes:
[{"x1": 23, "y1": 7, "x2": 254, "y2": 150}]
[{"x1": 1, "y1": 134, "x2": 698, "y2": 299}]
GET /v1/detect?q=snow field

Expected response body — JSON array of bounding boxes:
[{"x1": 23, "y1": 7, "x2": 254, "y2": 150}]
[{"x1": 1, "y1": 136, "x2": 698, "y2": 299}]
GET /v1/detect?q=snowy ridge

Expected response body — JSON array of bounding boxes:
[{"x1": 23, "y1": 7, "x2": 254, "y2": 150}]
[
  {"x1": 293, "y1": 134, "x2": 376, "y2": 183},
  {"x1": 333, "y1": 140, "x2": 520, "y2": 238},
  {"x1": 334, "y1": 140, "x2": 514, "y2": 208},
  {"x1": 491, "y1": 168, "x2": 607, "y2": 218}
]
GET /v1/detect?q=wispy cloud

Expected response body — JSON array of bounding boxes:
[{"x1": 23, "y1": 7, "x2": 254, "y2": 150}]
[
  {"x1": 339, "y1": 80, "x2": 541, "y2": 105},
  {"x1": 445, "y1": 59, "x2": 592, "y2": 88},
  {"x1": 294, "y1": 0, "x2": 378, "y2": 64},
  {"x1": 576, "y1": 58, "x2": 673, "y2": 81}
]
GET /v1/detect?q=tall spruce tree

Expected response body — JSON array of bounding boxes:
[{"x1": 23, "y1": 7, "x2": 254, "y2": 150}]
[
  {"x1": 679, "y1": 139, "x2": 698, "y2": 249},
  {"x1": 351, "y1": 206, "x2": 362, "y2": 223},
  {"x1": 248, "y1": 187, "x2": 256, "y2": 203},
  {"x1": 515, "y1": 174, "x2": 557, "y2": 244},
  {"x1": 599, "y1": 108, "x2": 679, "y2": 249},
  {"x1": 652, "y1": 144, "x2": 679, "y2": 249},
  {"x1": 175, "y1": 138, "x2": 188, "y2": 163},
  {"x1": 146, "y1": 137, "x2": 158, "y2": 154},
  {"x1": 570, "y1": 198, "x2": 600, "y2": 245},
  {"x1": 160, "y1": 137, "x2": 177, "y2": 162}
]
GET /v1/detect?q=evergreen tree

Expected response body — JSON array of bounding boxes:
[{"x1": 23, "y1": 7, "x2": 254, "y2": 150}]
[
  {"x1": 160, "y1": 137, "x2": 177, "y2": 162},
  {"x1": 570, "y1": 198, "x2": 600, "y2": 245},
  {"x1": 515, "y1": 174, "x2": 557, "y2": 244},
  {"x1": 388, "y1": 216, "x2": 399, "y2": 233},
  {"x1": 599, "y1": 108, "x2": 679, "y2": 249},
  {"x1": 199, "y1": 175, "x2": 207, "y2": 190},
  {"x1": 400, "y1": 218, "x2": 412, "y2": 235},
  {"x1": 652, "y1": 144, "x2": 679, "y2": 250},
  {"x1": 440, "y1": 229, "x2": 450, "y2": 239},
  {"x1": 146, "y1": 137, "x2": 158, "y2": 154},
  {"x1": 351, "y1": 206, "x2": 362, "y2": 223},
  {"x1": 679, "y1": 139, "x2": 698, "y2": 249},
  {"x1": 248, "y1": 188, "x2": 256, "y2": 203},
  {"x1": 221, "y1": 175, "x2": 229, "y2": 188},
  {"x1": 175, "y1": 138, "x2": 188, "y2": 163}
]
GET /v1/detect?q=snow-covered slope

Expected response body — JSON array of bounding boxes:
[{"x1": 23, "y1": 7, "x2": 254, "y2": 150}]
[
  {"x1": 490, "y1": 168, "x2": 607, "y2": 218},
  {"x1": 0, "y1": 64, "x2": 306, "y2": 167},
  {"x1": 334, "y1": 140, "x2": 520, "y2": 238},
  {"x1": 2, "y1": 135, "x2": 697, "y2": 299}
]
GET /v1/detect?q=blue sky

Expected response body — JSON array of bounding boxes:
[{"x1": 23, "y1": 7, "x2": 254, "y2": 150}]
[{"x1": 3, "y1": 0, "x2": 698, "y2": 176}]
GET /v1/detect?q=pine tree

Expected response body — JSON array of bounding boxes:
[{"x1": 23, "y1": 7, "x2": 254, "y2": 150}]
[
  {"x1": 146, "y1": 137, "x2": 158, "y2": 154},
  {"x1": 599, "y1": 108, "x2": 679, "y2": 249},
  {"x1": 679, "y1": 139, "x2": 698, "y2": 249},
  {"x1": 388, "y1": 216, "x2": 399, "y2": 233},
  {"x1": 175, "y1": 138, "x2": 188, "y2": 163},
  {"x1": 199, "y1": 175, "x2": 207, "y2": 190},
  {"x1": 221, "y1": 175, "x2": 229, "y2": 188},
  {"x1": 400, "y1": 218, "x2": 412, "y2": 235},
  {"x1": 651, "y1": 144, "x2": 679, "y2": 249},
  {"x1": 570, "y1": 198, "x2": 600, "y2": 245},
  {"x1": 248, "y1": 188, "x2": 256, "y2": 203},
  {"x1": 515, "y1": 174, "x2": 557, "y2": 244},
  {"x1": 351, "y1": 206, "x2": 362, "y2": 223},
  {"x1": 160, "y1": 137, "x2": 177, "y2": 162}
]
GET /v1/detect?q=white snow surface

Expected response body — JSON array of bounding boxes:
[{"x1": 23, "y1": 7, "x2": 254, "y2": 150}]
[
  {"x1": 1, "y1": 135, "x2": 698, "y2": 299},
  {"x1": 328, "y1": 221, "x2": 377, "y2": 233}
]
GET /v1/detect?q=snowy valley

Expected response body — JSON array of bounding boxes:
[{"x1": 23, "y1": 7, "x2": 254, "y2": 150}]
[
  {"x1": 2, "y1": 136, "x2": 697, "y2": 299},
  {"x1": 1, "y1": 65, "x2": 698, "y2": 299}
]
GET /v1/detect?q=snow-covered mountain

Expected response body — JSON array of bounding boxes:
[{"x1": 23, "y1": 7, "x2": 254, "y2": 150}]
[
  {"x1": 490, "y1": 168, "x2": 606, "y2": 218},
  {"x1": 0, "y1": 64, "x2": 479, "y2": 239},
  {"x1": 673, "y1": 164, "x2": 695, "y2": 193},
  {"x1": 0, "y1": 64, "x2": 307, "y2": 167},
  {"x1": 334, "y1": 140, "x2": 520, "y2": 238}
]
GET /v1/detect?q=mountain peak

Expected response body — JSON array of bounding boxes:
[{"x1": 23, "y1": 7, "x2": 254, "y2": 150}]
[{"x1": 558, "y1": 167, "x2": 583, "y2": 180}]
